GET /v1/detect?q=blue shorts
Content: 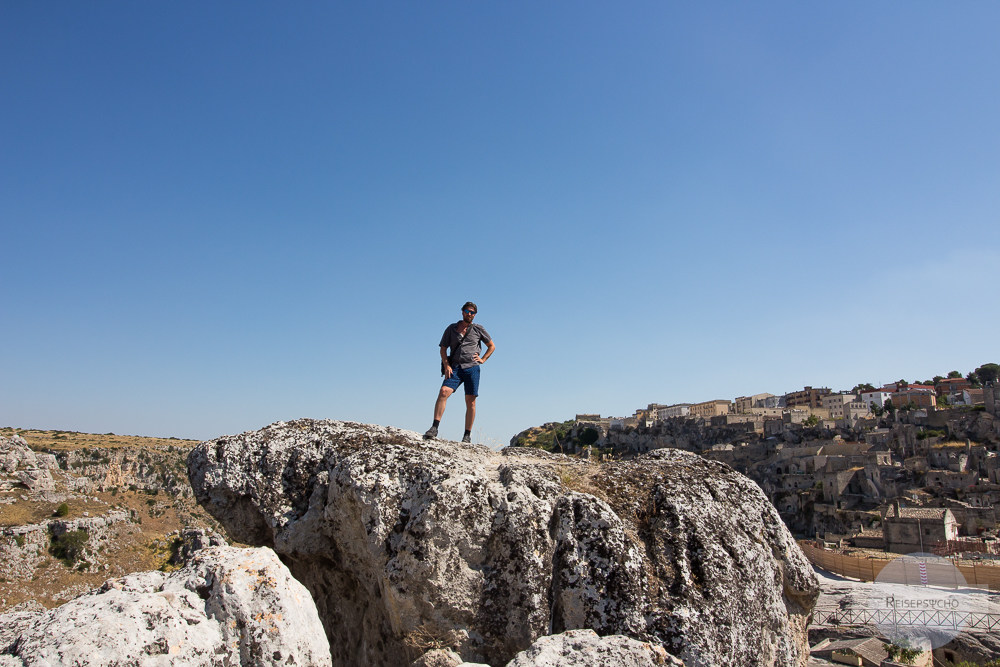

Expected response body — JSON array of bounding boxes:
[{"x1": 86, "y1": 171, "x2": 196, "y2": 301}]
[{"x1": 442, "y1": 364, "x2": 481, "y2": 396}]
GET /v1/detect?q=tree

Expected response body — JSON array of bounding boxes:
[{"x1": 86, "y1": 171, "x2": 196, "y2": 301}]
[
  {"x1": 50, "y1": 529, "x2": 89, "y2": 566},
  {"x1": 933, "y1": 375, "x2": 945, "y2": 385},
  {"x1": 947, "y1": 370, "x2": 963, "y2": 379},
  {"x1": 803, "y1": 414, "x2": 821, "y2": 427},
  {"x1": 895, "y1": 379, "x2": 908, "y2": 389},
  {"x1": 578, "y1": 427, "x2": 599, "y2": 446},
  {"x1": 975, "y1": 363, "x2": 999, "y2": 384},
  {"x1": 968, "y1": 372, "x2": 982, "y2": 387},
  {"x1": 853, "y1": 383, "x2": 876, "y2": 393},
  {"x1": 883, "y1": 642, "x2": 921, "y2": 664},
  {"x1": 885, "y1": 398, "x2": 896, "y2": 415}
]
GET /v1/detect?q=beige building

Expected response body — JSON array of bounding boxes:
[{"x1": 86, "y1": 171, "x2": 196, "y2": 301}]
[
  {"x1": 656, "y1": 403, "x2": 691, "y2": 419},
  {"x1": 734, "y1": 393, "x2": 777, "y2": 414},
  {"x1": 892, "y1": 389, "x2": 937, "y2": 410},
  {"x1": 689, "y1": 399, "x2": 731, "y2": 419},
  {"x1": 784, "y1": 386, "x2": 831, "y2": 409},
  {"x1": 821, "y1": 393, "x2": 855, "y2": 419},
  {"x1": 822, "y1": 393, "x2": 870, "y2": 420}
]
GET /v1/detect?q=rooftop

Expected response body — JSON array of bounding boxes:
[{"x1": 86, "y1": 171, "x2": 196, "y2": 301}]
[{"x1": 885, "y1": 505, "x2": 950, "y2": 520}]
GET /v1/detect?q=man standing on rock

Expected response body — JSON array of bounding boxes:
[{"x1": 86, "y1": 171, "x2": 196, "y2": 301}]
[{"x1": 424, "y1": 301, "x2": 495, "y2": 443}]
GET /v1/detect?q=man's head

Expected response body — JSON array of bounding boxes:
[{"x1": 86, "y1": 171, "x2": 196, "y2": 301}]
[{"x1": 461, "y1": 301, "x2": 477, "y2": 323}]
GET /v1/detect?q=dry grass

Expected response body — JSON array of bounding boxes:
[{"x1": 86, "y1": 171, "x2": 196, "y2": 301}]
[
  {"x1": 0, "y1": 500, "x2": 63, "y2": 527},
  {"x1": 403, "y1": 623, "x2": 461, "y2": 659},
  {"x1": 933, "y1": 440, "x2": 971, "y2": 449},
  {"x1": 0, "y1": 427, "x2": 200, "y2": 452},
  {"x1": 554, "y1": 461, "x2": 606, "y2": 500},
  {"x1": 0, "y1": 496, "x2": 124, "y2": 527}
]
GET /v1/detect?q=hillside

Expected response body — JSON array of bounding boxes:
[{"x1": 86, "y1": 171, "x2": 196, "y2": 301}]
[
  {"x1": 509, "y1": 420, "x2": 605, "y2": 453},
  {"x1": 0, "y1": 427, "x2": 224, "y2": 613}
]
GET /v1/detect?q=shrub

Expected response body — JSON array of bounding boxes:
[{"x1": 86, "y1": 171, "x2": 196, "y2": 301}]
[
  {"x1": 54, "y1": 502, "x2": 69, "y2": 517},
  {"x1": 883, "y1": 642, "x2": 921, "y2": 664},
  {"x1": 50, "y1": 529, "x2": 89, "y2": 566}
]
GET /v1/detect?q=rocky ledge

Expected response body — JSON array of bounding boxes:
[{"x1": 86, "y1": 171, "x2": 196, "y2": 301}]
[
  {"x1": 188, "y1": 419, "x2": 819, "y2": 666},
  {"x1": 0, "y1": 545, "x2": 331, "y2": 666}
]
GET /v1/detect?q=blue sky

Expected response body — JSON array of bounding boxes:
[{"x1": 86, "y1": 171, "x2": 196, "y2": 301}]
[{"x1": 2, "y1": 2, "x2": 998, "y2": 445}]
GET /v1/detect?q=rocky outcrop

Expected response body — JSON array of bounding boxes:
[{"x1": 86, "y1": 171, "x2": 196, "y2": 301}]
[
  {"x1": 0, "y1": 510, "x2": 139, "y2": 581},
  {"x1": 0, "y1": 436, "x2": 58, "y2": 474},
  {"x1": 0, "y1": 436, "x2": 58, "y2": 497},
  {"x1": 504, "y1": 630, "x2": 683, "y2": 667},
  {"x1": 189, "y1": 419, "x2": 819, "y2": 667},
  {"x1": 0, "y1": 546, "x2": 331, "y2": 666},
  {"x1": 59, "y1": 446, "x2": 192, "y2": 497},
  {"x1": 0, "y1": 435, "x2": 194, "y2": 500},
  {"x1": 413, "y1": 631, "x2": 683, "y2": 667},
  {"x1": 0, "y1": 525, "x2": 49, "y2": 580},
  {"x1": 168, "y1": 527, "x2": 228, "y2": 566}
]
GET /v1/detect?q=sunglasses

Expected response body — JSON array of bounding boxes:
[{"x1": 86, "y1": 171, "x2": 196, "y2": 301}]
[{"x1": 463, "y1": 309, "x2": 477, "y2": 315}]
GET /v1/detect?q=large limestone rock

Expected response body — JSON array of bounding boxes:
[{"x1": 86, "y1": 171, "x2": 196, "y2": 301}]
[
  {"x1": 188, "y1": 419, "x2": 819, "y2": 667},
  {"x1": 503, "y1": 629, "x2": 683, "y2": 667},
  {"x1": 0, "y1": 546, "x2": 331, "y2": 666},
  {"x1": 0, "y1": 436, "x2": 57, "y2": 474},
  {"x1": 0, "y1": 436, "x2": 57, "y2": 496}
]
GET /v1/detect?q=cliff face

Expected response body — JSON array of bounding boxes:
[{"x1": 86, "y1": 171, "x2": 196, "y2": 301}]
[
  {"x1": 0, "y1": 432, "x2": 224, "y2": 613},
  {"x1": 188, "y1": 419, "x2": 819, "y2": 667}
]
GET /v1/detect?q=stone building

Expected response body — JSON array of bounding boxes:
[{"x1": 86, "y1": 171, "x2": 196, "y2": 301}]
[
  {"x1": 784, "y1": 386, "x2": 831, "y2": 409},
  {"x1": 655, "y1": 403, "x2": 692, "y2": 420},
  {"x1": 892, "y1": 388, "x2": 937, "y2": 410},
  {"x1": 689, "y1": 399, "x2": 731, "y2": 419},
  {"x1": 882, "y1": 503, "x2": 958, "y2": 553},
  {"x1": 822, "y1": 393, "x2": 858, "y2": 419},
  {"x1": 734, "y1": 393, "x2": 778, "y2": 414},
  {"x1": 928, "y1": 444, "x2": 968, "y2": 472},
  {"x1": 936, "y1": 377, "x2": 973, "y2": 397},
  {"x1": 924, "y1": 470, "x2": 979, "y2": 490}
]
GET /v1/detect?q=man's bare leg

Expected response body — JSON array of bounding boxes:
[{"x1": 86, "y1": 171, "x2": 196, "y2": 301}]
[
  {"x1": 465, "y1": 395, "x2": 476, "y2": 431},
  {"x1": 434, "y1": 386, "x2": 454, "y2": 421},
  {"x1": 424, "y1": 386, "x2": 454, "y2": 439}
]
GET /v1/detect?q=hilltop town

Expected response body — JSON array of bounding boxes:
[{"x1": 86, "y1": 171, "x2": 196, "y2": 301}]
[{"x1": 513, "y1": 364, "x2": 1000, "y2": 557}]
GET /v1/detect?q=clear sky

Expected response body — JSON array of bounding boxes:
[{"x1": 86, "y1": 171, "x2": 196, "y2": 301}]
[{"x1": 2, "y1": 2, "x2": 998, "y2": 446}]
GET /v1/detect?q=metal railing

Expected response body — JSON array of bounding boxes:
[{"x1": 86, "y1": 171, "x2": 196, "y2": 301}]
[{"x1": 811, "y1": 605, "x2": 1000, "y2": 632}]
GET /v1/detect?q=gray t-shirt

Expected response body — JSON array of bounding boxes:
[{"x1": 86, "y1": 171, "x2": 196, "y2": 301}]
[{"x1": 440, "y1": 322, "x2": 492, "y2": 369}]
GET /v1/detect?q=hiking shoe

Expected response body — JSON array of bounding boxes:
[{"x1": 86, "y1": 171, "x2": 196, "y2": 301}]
[
  {"x1": 461, "y1": 434, "x2": 472, "y2": 443},
  {"x1": 423, "y1": 426, "x2": 438, "y2": 440}
]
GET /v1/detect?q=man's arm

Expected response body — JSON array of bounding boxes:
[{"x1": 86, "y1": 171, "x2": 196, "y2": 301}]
[
  {"x1": 475, "y1": 339, "x2": 496, "y2": 364},
  {"x1": 440, "y1": 345, "x2": 453, "y2": 378}
]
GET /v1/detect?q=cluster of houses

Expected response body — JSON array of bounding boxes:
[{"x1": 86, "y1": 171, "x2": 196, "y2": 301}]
[
  {"x1": 576, "y1": 378, "x2": 993, "y2": 433},
  {"x1": 572, "y1": 382, "x2": 1000, "y2": 556},
  {"x1": 725, "y1": 431, "x2": 999, "y2": 553},
  {"x1": 589, "y1": 378, "x2": 993, "y2": 431}
]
